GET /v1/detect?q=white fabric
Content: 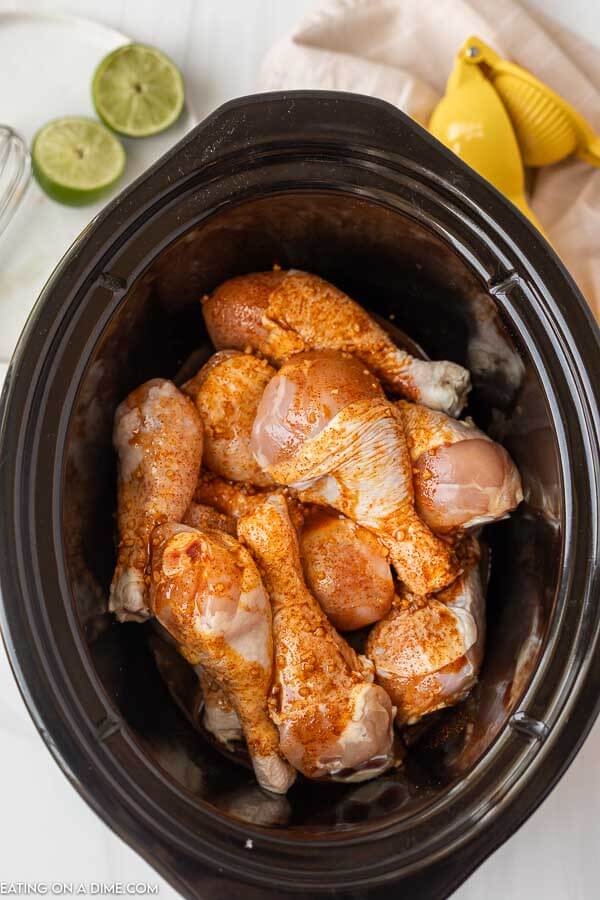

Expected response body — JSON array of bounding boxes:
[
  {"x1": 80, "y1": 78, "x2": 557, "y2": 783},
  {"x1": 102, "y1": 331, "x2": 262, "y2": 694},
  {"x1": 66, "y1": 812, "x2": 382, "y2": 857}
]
[{"x1": 261, "y1": 0, "x2": 600, "y2": 318}]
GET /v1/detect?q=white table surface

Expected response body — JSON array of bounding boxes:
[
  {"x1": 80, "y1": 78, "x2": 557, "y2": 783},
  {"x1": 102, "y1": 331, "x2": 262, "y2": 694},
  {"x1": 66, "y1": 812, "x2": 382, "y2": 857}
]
[{"x1": 0, "y1": 1, "x2": 599, "y2": 898}]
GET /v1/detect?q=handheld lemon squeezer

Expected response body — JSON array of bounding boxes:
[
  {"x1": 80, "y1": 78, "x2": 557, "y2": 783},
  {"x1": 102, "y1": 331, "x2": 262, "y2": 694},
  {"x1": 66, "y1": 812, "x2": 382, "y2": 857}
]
[{"x1": 429, "y1": 36, "x2": 600, "y2": 236}]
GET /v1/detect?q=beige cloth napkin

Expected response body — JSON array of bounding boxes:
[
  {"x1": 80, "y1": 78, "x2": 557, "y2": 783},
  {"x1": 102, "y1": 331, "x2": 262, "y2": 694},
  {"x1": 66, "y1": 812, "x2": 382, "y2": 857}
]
[{"x1": 261, "y1": 0, "x2": 600, "y2": 319}]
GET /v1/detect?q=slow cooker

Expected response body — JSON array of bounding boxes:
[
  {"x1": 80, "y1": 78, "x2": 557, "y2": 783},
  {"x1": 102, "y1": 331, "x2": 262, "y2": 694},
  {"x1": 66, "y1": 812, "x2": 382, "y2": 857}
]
[{"x1": 1, "y1": 92, "x2": 599, "y2": 899}]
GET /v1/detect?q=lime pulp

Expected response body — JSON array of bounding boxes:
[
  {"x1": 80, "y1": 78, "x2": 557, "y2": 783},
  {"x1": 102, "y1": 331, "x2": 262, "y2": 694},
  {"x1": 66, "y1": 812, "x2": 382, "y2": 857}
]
[
  {"x1": 32, "y1": 117, "x2": 126, "y2": 206},
  {"x1": 92, "y1": 43, "x2": 185, "y2": 138}
]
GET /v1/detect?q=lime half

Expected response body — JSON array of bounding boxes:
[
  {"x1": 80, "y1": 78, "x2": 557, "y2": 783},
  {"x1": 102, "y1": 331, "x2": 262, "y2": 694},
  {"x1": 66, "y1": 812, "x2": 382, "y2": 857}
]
[
  {"x1": 92, "y1": 44, "x2": 185, "y2": 138},
  {"x1": 32, "y1": 117, "x2": 126, "y2": 206}
]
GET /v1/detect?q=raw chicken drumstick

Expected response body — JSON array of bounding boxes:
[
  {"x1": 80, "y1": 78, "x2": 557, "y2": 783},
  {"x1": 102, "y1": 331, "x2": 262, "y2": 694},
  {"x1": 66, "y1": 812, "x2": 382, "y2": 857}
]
[
  {"x1": 238, "y1": 493, "x2": 395, "y2": 782},
  {"x1": 110, "y1": 379, "x2": 203, "y2": 622},
  {"x1": 202, "y1": 269, "x2": 470, "y2": 415},
  {"x1": 250, "y1": 350, "x2": 459, "y2": 595},
  {"x1": 151, "y1": 519, "x2": 242, "y2": 747},
  {"x1": 398, "y1": 401, "x2": 523, "y2": 532},
  {"x1": 183, "y1": 350, "x2": 275, "y2": 486},
  {"x1": 150, "y1": 522, "x2": 296, "y2": 794},
  {"x1": 367, "y1": 540, "x2": 488, "y2": 725},
  {"x1": 300, "y1": 508, "x2": 394, "y2": 631}
]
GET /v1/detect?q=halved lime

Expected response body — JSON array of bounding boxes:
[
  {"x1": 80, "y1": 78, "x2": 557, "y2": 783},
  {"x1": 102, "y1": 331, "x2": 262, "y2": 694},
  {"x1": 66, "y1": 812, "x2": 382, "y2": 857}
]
[
  {"x1": 92, "y1": 44, "x2": 185, "y2": 138},
  {"x1": 32, "y1": 117, "x2": 126, "y2": 206}
]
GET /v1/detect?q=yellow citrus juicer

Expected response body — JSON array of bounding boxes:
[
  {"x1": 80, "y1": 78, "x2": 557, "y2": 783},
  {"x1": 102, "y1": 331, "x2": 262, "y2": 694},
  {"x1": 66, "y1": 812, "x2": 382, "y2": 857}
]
[
  {"x1": 469, "y1": 36, "x2": 600, "y2": 167},
  {"x1": 429, "y1": 37, "x2": 600, "y2": 235},
  {"x1": 429, "y1": 37, "x2": 543, "y2": 232}
]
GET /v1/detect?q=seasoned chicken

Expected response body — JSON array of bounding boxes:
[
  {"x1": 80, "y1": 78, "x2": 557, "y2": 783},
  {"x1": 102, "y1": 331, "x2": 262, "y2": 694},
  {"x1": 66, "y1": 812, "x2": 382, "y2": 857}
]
[
  {"x1": 193, "y1": 471, "x2": 305, "y2": 532},
  {"x1": 367, "y1": 541, "x2": 488, "y2": 725},
  {"x1": 300, "y1": 507, "x2": 394, "y2": 631},
  {"x1": 238, "y1": 493, "x2": 395, "y2": 782},
  {"x1": 399, "y1": 401, "x2": 523, "y2": 532},
  {"x1": 193, "y1": 471, "x2": 263, "y2": 519},
  {"x1": 183, "y1": 500, "x2": 237, "y2": 535},
  {"x1": 195, "y1": 474, "x2": 391, "y2": 630},
  {"x1": 202, "y1": 269, "x2": 470, "y2": 415},
  {"x1": 110, "y1": 379, "x2": 203, "y2": 622},
  {"x1": 250, "y1": 351, "x2": 458, "y2": 595},
  {"x1": 150, "y1": 522, "x2": 296, "y2": 794},
  {"x1": 196, "y1": 668, "x2": 243, "y2": 747},
  {"x1": 194, "y1": 475, "x2": 391, "y2": 630},
  {"x1": 183, "y1": 350, "x2": 275, "y2": 486}
]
